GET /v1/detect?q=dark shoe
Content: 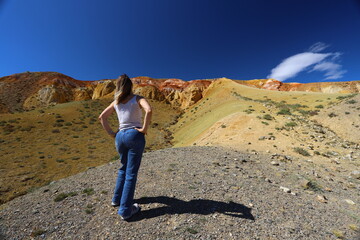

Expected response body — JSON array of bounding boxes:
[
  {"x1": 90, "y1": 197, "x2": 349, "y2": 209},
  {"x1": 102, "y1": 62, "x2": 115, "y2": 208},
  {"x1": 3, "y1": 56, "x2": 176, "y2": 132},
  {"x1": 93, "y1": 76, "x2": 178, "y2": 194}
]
[
  {"x1": 111, "y1": 202, "x2": 119, "y2": 207},
  {"x1": 121, "y1": 203, "x2": 140, "y2": 220}
]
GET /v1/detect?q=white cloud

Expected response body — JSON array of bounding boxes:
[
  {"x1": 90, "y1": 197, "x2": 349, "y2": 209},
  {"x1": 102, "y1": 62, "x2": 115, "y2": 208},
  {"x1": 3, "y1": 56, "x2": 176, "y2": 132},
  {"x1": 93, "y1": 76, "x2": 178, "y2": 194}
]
[
  {"x1": 309, "y1": 42, "x2": 329, "y2": 53},
  {"x1": 268, "y1": 43, "x2": 346, "y2": 82},
  {"x1": 267, "y1": 52, "x2": 330, "y2": 81},
  {"x1": 311, "y1": 62, "x2": 347, "y2": 80}
]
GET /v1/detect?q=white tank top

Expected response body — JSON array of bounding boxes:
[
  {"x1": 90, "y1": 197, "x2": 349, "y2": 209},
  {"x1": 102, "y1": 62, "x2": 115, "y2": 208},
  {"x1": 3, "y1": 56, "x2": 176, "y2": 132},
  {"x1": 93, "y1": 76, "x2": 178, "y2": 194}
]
[{"x1": 114, "y1": 95, "x2": 142, "y2": 130}]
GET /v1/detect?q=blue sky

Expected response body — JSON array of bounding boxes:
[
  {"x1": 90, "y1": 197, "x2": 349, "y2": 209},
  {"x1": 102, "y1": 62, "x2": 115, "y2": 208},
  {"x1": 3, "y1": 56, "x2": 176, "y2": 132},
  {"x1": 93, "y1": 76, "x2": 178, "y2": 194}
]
[{"x1": 0, "y1": 0, "x2": 359, "y2": 83}]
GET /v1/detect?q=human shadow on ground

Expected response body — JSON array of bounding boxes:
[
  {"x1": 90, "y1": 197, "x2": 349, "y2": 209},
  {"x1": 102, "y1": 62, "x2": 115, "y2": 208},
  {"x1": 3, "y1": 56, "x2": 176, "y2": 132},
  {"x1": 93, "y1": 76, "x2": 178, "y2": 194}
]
[{"x1": 129, "y1": 196, "x2": 254, "y2": 222}]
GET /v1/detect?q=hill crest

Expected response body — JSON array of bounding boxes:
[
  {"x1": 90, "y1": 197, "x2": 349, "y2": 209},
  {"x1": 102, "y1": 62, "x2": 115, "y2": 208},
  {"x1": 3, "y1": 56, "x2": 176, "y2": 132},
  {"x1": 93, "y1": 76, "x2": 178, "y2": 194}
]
[{"x1": 1, "y1": 72, "x2": 359, "y2": 113}]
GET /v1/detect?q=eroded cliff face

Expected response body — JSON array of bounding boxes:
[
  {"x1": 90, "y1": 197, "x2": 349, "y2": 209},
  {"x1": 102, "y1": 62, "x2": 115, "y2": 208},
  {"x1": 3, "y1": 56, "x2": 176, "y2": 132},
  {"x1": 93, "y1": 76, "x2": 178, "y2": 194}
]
[
  {"x1": 0, "y1": 72, "x2": 358, "y2": 113},
  {"x1": 92, "y1": 80, "x2": 115, "y2": 99},
  {"x1": 132, "y1": 77, "x2": 212, "y2": 108}
]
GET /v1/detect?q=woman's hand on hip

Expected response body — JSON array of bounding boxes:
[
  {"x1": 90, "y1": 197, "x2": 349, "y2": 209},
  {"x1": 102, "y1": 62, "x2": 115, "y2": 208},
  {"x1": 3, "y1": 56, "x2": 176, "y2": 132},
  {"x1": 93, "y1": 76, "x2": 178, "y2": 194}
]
[
  {"x1": 134, "y1": 128, "x2": 147, "y2": 135},
  {"x1": 110, "y1": 130, "x2": 118, "y2": 138}
]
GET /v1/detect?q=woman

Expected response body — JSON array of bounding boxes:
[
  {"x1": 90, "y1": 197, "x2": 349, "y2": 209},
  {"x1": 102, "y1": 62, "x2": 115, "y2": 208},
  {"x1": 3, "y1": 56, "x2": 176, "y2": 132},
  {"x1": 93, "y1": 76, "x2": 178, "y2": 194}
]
[{"x1": 99, "y1": 74, "x2": 152, "y2": 220}]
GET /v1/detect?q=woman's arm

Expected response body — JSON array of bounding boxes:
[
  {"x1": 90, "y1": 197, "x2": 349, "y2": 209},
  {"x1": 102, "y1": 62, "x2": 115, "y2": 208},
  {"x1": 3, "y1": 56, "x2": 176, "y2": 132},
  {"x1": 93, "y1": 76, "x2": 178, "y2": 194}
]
[
  {"x1": 135, "y1": 98, "x2": 152, "y2": 135},
  {"x1": 98, "y1": 101, "x2": 117, "y2": 138}
]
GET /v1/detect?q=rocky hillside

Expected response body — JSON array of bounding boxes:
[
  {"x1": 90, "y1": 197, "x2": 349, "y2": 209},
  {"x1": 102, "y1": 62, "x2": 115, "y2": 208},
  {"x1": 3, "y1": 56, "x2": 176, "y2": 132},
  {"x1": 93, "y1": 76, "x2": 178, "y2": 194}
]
[
  {"x1": 1, "y1": 147, "x2": 359, "y2": 239},
  {"x1": 1, "y1": 72, "x2": 359, "y2": 113}
]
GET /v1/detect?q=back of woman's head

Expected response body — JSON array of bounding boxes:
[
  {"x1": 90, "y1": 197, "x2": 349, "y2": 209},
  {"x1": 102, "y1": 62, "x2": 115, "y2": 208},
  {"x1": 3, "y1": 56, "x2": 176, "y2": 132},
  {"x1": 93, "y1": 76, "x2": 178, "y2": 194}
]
[{"x1": 114, "y1": 74, "x2": 133, "y2": 104}]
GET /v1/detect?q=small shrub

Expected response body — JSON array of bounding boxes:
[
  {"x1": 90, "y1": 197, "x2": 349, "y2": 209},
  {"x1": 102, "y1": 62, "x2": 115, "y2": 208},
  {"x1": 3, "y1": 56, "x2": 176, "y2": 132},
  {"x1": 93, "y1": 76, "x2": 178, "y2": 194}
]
[
  {"x1": 303, "y1": 178, "x2": 323, "y2": 192},
  {"x1": 336, "y1": 96, "x2": 347, "y2": 100},
  {"x1": 345, "y1": 112, "x2": 350, "y2": 115},
  {"x1": 315, "y1": 105, "x2": 324, "y2": 109},
  {"x1": 30, "y1": 228, "x2": 46, "y2": 237},
  {"x1": 244, "y1": 109, "x2": 255, "y2": 114},
  {"x1": 54, "y1": 192, "x2": 77, "y2": 202},
  {"x1": 186, "y1": 227, "x2": 199, "y2": 234},
  {"x1": 52, "y1": 129, "x2": 60, "y2": 133},
  {"x1": 20, "y1": 126, "x2": 32, "y2": 132},
  {"x1": 349, "y1": 224, "x2": 358, "y2": 231},
  {"x1": 277, "y1": 108, "x2": 291, "y2": 115},
  {"x1": 308, "y1": 111, "x2": 319, "y2": 116},
  {"x1": 332, "y1": 230, "x2": 344, "y2": 239},
  {"x1": 294, "y1": 147, "x2": 310, "y2": 156},
  {"x1": 85, "y1": 208, "x2": 94, "y2": 214},
  {"x1": 72, "y1": 157, "x2": 80, "y2": 160},
  {"x1": 8, "y1": 119, "x2": 18, "y2": 123},
  {"x1": 328, "y1": 112, "x2": 337, "y2": 118},
  {"x1": 56, "y1": 159, "x2": 65, "y2": 163},
  {"x1": 346, "y1": 100, "x2": 357, "y2": 104},
  {"x1": 263, "y1": 114, "x2": 273, "y2": 120},
  {"x1": 85, "y1": 202, "x2": 96, "y2": 214},
  {"x1": 221, "y1": 124, "x2": 226, "y2": 128},
  {"x1": 261, "y1": 121, "x2": 269, "y2": 125},
  {"x1": 83, "y1": 188, "x2": 95, "y2": 195},
  {"x1": 53, "y1": 123, "x2": 63, "y2": 127},
  {"x1": 285, "y1": 122, "x2": 297, "y2": 127}
]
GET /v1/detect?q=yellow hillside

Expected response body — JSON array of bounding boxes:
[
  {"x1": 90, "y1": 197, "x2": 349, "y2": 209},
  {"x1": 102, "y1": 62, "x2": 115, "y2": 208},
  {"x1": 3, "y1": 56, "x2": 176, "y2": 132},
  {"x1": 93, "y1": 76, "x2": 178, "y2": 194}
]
[{"x1": 171, "y1": 78, "x2": 356, "y2": 159}]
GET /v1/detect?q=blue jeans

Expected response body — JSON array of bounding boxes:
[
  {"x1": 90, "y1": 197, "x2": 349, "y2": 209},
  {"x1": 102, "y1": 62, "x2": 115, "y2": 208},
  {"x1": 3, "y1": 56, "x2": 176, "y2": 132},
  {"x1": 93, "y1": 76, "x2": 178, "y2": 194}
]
[{"x1": 113, "y1": 128, "x2": 145, "y2": 217}]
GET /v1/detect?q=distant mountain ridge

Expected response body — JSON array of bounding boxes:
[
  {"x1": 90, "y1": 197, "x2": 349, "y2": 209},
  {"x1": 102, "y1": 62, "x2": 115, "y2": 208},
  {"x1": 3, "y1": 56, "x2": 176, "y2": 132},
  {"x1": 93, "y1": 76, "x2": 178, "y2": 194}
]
[{"x1": 0, "y1": 72, "x2": 359, "y2": 113}]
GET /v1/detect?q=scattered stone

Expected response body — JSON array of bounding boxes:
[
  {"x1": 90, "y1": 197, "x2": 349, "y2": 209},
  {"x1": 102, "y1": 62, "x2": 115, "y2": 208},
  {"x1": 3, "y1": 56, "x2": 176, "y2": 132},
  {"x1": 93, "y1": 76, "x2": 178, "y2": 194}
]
[
  {"x1": 331, "y1": 159, "x2": 340, "y2": 164},
  {"x1": 344, "y1": 199, "x2": 355, "y2": 205},
  {"x1": 312, "y1": 170, "x2": 321, "y2": 178},
  {"x1": 316, "y1": 195, "x2": 328, "y2": 203},
  {"x1": 350, "y1": 170, "x2": 360, "y2": 179},
  {"x1": 271, "y1": 161, "x2": 279, "y2": 166},
  {"x1": 299, "y1": 179, "x2": 311, "y2": 189},
  {"x1": 265, "y1": 178, "x2": 272, "y2": 183},
  {"x1": 280, "y1": 186, "x2": 291, "y2": 193}
]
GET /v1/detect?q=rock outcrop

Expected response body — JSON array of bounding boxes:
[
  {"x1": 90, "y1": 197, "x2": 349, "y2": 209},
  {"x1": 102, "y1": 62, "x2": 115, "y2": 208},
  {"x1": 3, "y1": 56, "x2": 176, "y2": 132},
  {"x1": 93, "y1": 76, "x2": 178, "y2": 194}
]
[{"x1": 92, "y1": 80, "x2": 115, "y2": 99}]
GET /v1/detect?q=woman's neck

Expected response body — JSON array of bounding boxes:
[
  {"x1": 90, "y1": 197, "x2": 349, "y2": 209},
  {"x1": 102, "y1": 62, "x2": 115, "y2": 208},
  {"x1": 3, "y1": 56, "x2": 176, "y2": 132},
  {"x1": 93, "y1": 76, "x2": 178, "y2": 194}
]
[{"x1": 120, "y1": 93, "x2": 134, "y2": 104}]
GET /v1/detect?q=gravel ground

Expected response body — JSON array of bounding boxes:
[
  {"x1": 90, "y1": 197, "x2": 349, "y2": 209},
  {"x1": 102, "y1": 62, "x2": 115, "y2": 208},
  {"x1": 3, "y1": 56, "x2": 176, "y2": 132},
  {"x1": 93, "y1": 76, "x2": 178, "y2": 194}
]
[{"x1": 1, "y1": 146, "x2": 359, "y2": 240}]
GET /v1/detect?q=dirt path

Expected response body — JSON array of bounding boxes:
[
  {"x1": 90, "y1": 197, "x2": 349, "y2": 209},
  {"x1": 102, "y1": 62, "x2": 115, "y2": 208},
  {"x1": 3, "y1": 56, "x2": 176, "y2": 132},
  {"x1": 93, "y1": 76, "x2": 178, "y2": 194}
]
[{"x1": 1, "y1": 146, "x2": 359, "y2": 239}]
